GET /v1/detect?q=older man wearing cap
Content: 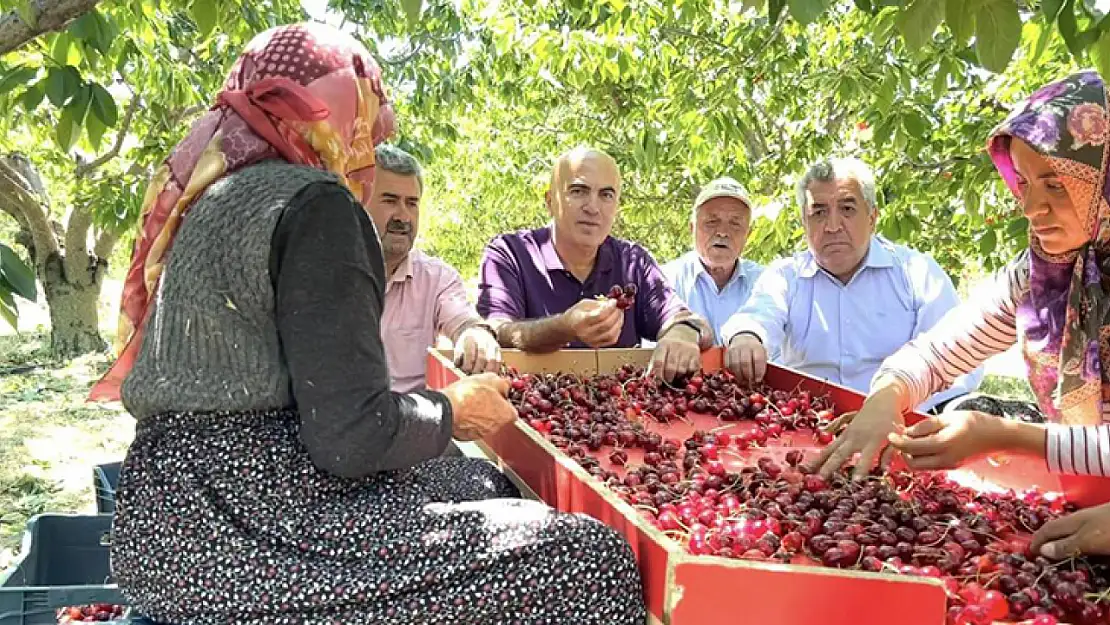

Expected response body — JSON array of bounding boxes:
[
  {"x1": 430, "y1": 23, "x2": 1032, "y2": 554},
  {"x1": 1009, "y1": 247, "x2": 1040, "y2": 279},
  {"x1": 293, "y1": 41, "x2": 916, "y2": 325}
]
[
  {"x1": 477, "y1": 146, "x2": 712, "y2": 381},
  {"x1": 663, "y1": 177, "x2": 764, "y2": 346},
  {"x1": 720, "y1": 157, "x2": 982, "y2": 413}
]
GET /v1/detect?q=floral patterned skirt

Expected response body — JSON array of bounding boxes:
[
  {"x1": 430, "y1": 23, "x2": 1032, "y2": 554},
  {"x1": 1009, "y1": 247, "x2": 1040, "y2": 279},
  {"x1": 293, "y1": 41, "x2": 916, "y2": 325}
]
[{"x1": 111, "y1": 410, "x2": 646, "y2": 624}]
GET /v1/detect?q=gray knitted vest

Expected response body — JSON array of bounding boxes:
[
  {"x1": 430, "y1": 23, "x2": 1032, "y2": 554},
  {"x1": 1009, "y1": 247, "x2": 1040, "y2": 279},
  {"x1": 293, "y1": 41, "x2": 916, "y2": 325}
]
[{"x1": 121, "y1": 162, "x2": 340, "y2": 419}]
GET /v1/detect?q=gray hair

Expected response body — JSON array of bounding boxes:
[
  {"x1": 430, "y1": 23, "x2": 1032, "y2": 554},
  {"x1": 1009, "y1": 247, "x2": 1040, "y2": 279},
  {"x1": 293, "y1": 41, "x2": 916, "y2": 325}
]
[
  {"x1": 795, "y1": 157, "x2": 878, "y2": 215},
  {"x1": 374, "y1": 144, "x2": 424, "y2": 190}
]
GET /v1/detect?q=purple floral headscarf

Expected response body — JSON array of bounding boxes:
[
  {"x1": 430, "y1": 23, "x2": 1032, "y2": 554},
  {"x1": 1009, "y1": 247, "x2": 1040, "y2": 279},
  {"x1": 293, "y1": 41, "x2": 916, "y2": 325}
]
[{"x1": 989, "y1": 70, "x2": 1110, "y2": 425}]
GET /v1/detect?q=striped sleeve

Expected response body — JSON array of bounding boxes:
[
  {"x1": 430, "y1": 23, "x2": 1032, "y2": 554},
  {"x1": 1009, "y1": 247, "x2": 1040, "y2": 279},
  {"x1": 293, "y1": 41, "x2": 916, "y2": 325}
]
[
  {"x1": 873, "y1": 257, "x2": 1027, "y2": 409},
  {"x1": 1047, "y1": 424, "x2": 1110, "y2": 477}
]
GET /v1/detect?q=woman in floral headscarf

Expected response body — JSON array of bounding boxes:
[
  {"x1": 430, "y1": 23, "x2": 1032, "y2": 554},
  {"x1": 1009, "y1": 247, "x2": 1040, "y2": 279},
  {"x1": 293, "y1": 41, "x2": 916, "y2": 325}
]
[
  {"x1": 98, "y1": 22, "x2": 645, "y2": 625},
  {"x1": 809, "y1": 70, "x2": 1110, "y2": 560}
]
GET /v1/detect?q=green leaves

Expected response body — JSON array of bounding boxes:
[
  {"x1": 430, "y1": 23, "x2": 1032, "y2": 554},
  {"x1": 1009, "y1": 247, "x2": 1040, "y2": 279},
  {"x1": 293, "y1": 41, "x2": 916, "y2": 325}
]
[
  {"x1": 897, "y1": 0, "x2": 945, "y2": 52},
  {"x1": 0, "y1": 244, "x2": 36, "y2": 302},
  {"x1": 89, "y1": 83, "x2": 117, "y2": 127},
  {"x1": 69, "y1": 11, "x2": 117, "y2": 55},
  {"x1": 974, "y1": 0, "x2": 1022, "y2": 72},
  {"x1": 191, "y1": 0, "x2": 218, "y2": 38},
  {"x1": 21, "y1": 82, "x2": 44, "y2": 110},
  {"x1": 14, "y1": 0, "x2": 37, "y2": 30},
  {"x1": 45, "y1": 66, "x2": 80, "y2": 107},
  {"x1": 0, "y1": 243, "x2": 36, "y2": 329},
  {"x1": 401, "y1": 0, "x2": 425, "y2": 24},
  {"x1": 944, "y1": 0, "x2": 974, "y2": 44},
  {"x1": 1092, "y1": 29, "x2": 1110, "y2": 89},
  {"x1": 901, "y1": 109, "x2": 930, "y2": 138},
  {"x1": 56, "y1": 85, "x2": 92, "y2": 153},
  {"x1": 0, "y1": 66, "x2": 37, "y2": 97},
  {"x1": 1043, "y1": 0, "x2": 1065, "y2": 21},
  {"x1": 979, "y1": 229, "x2": 998, "y2": 256},
  {"x1": 1057, "y1": 0, "x2": 1084, "y2": 59},
  {"x1": 788, "y1": 0, "x2": 830, "y2": 25}
]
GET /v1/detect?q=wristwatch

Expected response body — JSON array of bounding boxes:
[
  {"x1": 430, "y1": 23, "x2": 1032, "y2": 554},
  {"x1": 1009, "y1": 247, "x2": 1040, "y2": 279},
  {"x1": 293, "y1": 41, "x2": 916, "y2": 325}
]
[
  {"x1": 729, "y1": 331, "x2": 763, "y2": 346},
  {"x1": 673, "y1": 319, "x2": 704, "y2": 342},
  {"x1": 472, "y1": 320, "x2": 500, "y2": 339}
]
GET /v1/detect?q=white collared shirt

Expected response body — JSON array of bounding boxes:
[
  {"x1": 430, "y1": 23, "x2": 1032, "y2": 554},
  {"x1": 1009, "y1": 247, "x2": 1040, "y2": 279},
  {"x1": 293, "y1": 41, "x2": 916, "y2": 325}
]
[
  {"x1": 662, "y1": 251, "x2": 764, "y2": 346},
  {"x1": 721, "y1": 236, "x2": 983, "y2": 412}
]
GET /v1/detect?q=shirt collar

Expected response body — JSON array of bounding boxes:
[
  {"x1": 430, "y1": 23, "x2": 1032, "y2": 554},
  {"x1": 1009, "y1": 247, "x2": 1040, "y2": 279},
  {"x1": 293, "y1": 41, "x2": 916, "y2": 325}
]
[
  {"x1": 798, "y1": 236, "x2": 893, "y2": 279},
  {"x1": 694, "y1": 253, "x2": 749, "y2": 289},
  {"x1": 388, "y1": 250, "x2": 415, "y2": 284},
  {"x1": 537, "y1": 224, "x2": 614, "y2": 278}
]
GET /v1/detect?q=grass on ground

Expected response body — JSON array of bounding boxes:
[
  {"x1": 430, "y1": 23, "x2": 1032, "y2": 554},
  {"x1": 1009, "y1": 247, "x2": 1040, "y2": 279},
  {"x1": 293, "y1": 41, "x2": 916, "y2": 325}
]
[{"x1": 0, "y1": 331, "x2": 133, "y2": 569}]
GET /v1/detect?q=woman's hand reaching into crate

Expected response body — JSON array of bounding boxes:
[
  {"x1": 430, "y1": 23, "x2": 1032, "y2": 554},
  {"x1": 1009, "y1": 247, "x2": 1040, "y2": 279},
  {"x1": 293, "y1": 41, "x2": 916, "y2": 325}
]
[{"x1": 442, "y1": 373, "x2": 518, "y2": 441}]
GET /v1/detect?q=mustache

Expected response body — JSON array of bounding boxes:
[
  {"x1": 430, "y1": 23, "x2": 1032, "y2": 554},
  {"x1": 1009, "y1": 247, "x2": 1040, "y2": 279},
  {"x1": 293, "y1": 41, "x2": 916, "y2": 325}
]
[
  {"x1": 709, "y1": 237, "x2": 732, "y2": 246},
  {"x1": 385, "y1": 219, "x2": 412, "y2": 235}
]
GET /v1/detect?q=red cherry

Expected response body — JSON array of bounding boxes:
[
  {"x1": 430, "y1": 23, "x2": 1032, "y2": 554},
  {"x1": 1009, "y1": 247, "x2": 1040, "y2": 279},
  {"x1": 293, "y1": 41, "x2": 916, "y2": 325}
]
[{"x1": 981, "y1": 590, "x2": 1009, "y2": 620}]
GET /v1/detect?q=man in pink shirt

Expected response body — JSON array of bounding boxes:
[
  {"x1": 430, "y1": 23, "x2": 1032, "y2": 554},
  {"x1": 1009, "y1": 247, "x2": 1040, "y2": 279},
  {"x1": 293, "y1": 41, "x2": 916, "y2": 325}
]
[{"x1": 366, "y1": 145, "x2": 501, "y2": 393}]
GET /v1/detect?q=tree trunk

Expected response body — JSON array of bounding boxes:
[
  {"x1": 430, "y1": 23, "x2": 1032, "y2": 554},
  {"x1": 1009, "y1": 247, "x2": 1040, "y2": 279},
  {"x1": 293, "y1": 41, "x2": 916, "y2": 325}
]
[{"x1": 40, "y1": 252, "x2": 107, "y2": 357}]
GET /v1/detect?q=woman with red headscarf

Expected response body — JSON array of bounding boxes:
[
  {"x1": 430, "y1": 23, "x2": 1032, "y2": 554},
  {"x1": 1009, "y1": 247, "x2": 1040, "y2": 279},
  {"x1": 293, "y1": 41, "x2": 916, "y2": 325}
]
[{"x1": 95, "y1": 23, "x2": 645, "y2": 624}]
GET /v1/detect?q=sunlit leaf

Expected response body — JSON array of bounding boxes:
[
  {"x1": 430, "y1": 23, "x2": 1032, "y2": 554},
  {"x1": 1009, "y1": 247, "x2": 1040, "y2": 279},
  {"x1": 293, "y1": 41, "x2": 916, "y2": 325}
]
[
  {"x1": 897, "y1": 0, "x2": 945, "y2": 51},
  {"x1": 974, "y1": 0, "x2": 1022, "y2": 72}
]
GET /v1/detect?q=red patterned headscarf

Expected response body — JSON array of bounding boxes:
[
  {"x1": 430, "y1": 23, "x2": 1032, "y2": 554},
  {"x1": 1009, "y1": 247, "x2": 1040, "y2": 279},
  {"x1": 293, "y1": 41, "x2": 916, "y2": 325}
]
[{"x1": 89, "y1": 22, "x2": 396, "y2": 402}]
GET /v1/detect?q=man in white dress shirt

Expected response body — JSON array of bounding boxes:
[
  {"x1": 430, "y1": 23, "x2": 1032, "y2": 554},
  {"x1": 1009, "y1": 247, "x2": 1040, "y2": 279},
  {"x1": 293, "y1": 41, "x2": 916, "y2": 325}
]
[
  {"x1": 721, "y1": 157, "x2": 982, "y2": 413},
  {"x1": 663, "y1": 177, "x2": 764, "y2": 346}
]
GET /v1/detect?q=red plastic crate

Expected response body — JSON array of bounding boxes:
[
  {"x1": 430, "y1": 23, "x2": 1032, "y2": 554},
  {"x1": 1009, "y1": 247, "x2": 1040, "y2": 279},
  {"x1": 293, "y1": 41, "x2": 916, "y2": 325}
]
[{"x1": 425, "y1": 347, "x2": 1108, "y2": 625}]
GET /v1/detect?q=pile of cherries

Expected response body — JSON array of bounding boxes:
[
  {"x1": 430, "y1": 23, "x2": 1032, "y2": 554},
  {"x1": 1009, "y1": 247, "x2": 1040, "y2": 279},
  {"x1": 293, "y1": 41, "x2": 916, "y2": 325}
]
[
  {"x1": 504, "y1": 365, "x2": 1110, "y2": 625},
  {"x1": 57, "y1": 604, "x2": 126, "y2": 622},
  {"x1": 603, "y1": 283, "x2": 637, "y2": 310}
]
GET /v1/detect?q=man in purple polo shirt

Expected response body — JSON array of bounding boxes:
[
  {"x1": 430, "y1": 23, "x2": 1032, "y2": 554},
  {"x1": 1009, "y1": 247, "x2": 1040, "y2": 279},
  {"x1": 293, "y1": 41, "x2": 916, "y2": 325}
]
[{"x1": 477, "y1": 146, "x2": 711, "y2": 380}]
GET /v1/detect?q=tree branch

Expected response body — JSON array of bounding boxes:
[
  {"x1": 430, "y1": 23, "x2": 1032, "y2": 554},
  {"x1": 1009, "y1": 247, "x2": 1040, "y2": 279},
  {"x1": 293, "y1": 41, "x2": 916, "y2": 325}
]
[
  {"x1": 0, "y1": 195, "x2": 27, "y2": 228},
  {"x1": 0, "y1": 0, "x2": 102, "y2": 56},
  {"x1": 92, "y1": 227, "x2": 119, "y2": 260},
  {"x1": 660, "y1": 27, "x2": 732, "y2": 53},
  {"x1": 76, "y1": 95, "x2": 140, "y2": 177},
  {"x1": 379, "y1": 38, "x2": 426, "y2": 66},
  {"x1": 63, "y1": 203, "x2": 92, "y2": 285},
  {"x1": 0, "y1": 156, "x2": 58, "y2": 265},
  {"x1": 167, "y1": 104, "x2": 205, "y2": 128},
  {"x1": 905, "y1": 156, "x2": 971, "y2": 170}
]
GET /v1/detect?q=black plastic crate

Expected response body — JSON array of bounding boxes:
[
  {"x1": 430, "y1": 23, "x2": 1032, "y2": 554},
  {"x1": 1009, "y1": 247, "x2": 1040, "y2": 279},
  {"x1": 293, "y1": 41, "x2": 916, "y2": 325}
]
[
  {"x1": 0, "y1": 514, "x2": 126, "y2": 625},
  {"x1": 92, "y1": 463, "x2": 121, "y2": 515}
]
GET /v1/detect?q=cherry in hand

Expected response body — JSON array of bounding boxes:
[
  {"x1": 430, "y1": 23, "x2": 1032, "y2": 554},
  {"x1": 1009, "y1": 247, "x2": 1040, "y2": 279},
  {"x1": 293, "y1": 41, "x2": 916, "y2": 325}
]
[{"x1": 605, "y1": 283, "x2": 637, "y2": 310}]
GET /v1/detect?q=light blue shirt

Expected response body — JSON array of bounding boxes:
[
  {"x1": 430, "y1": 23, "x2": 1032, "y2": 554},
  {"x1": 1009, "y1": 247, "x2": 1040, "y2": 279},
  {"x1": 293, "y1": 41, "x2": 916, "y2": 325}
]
[
  {"x1": 721, "y1": 236, "x2": 982, "y2": 412},
  {"x1": 662, "y1": 251, "x2": 764, "y2": 346}
]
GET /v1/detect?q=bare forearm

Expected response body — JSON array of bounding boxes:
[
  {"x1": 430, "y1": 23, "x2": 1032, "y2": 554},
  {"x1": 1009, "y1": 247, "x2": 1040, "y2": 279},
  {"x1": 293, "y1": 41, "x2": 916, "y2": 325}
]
[
  {"x1": 493, "y1": 315, "x2": 575, "y2": 352},
  {"x1": 995, "y1": 419, "x2": 1048, "y2": 457}
]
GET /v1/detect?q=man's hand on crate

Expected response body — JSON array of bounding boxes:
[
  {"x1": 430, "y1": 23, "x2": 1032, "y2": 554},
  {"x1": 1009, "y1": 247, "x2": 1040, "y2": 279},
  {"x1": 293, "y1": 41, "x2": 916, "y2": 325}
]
[
  {"x1": 442, "y1": 373, "x2": 518, "y2": 441},
  {"x1": 724, "y1": 332, "x2": 767, "y2": 384},
  {"x1": 649, "y1": 323, "x2": 702, "y2": 381},
  {"x1": 1031, "y1": 501, "x2": 1110, "y2": 560},
  {"x1": 453, "y1": 324, "x2": 503, "y2": 374},
  {"x1": 808, "y1": 380, "x2": 908, "y2": 480}
]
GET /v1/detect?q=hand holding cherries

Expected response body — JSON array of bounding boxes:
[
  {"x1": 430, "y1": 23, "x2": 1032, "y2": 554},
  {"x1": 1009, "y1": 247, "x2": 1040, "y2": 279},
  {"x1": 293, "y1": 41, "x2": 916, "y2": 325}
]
[{"x1": 604, "y1": 283, "x2": 637, "y2": 310}]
